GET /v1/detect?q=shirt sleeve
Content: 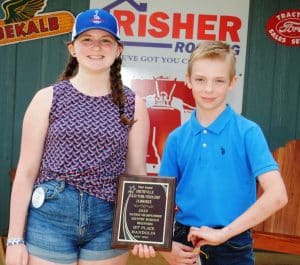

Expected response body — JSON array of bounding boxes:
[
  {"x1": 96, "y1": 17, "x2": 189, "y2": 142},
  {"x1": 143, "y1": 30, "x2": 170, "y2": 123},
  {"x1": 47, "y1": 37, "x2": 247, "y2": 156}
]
[
  {"x1": 245, "y1": 125, "x2": 279, "y2": 178},
  {"x1": 159, "y1": 133, "x2": 180, "y2": 180}
]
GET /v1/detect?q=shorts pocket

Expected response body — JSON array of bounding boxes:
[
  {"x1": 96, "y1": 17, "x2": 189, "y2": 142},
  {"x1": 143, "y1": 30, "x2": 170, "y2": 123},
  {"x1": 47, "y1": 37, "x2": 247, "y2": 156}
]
[{"x1": 225, "y1": 230, "x2": 253, "y2": 250}]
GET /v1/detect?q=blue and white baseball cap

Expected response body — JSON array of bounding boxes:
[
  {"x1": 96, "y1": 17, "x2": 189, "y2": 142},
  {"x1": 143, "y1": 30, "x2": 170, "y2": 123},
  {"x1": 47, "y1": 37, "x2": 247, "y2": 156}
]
[{"x1": 71, "y1": 9, "x2": 120, "y2": 41}]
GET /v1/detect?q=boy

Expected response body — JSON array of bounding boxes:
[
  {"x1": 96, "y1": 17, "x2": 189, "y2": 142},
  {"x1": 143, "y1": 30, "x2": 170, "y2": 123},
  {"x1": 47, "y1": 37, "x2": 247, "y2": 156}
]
[{"x1": 159, "y1": 41, "x2": 288, "y2": 265}]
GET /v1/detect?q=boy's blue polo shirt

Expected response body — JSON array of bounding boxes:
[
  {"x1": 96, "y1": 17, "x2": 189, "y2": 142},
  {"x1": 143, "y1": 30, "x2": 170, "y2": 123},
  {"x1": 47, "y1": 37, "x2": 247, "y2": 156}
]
[{"x1": 159, "y1": 105, "x2": 278, "y2": 227}]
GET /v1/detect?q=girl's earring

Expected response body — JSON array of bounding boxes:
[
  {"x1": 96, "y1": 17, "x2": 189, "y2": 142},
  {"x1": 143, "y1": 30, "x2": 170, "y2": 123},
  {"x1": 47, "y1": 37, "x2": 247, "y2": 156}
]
[{"x1": 72, "y1": 53, "x2": 76, "y2": 57}]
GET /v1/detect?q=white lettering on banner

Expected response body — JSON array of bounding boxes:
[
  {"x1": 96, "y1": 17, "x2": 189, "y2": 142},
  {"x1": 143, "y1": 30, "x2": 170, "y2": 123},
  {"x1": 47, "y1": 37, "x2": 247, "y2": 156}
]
[{"x1": 276, "y1": 11, "x2": 300, "y2": 20}]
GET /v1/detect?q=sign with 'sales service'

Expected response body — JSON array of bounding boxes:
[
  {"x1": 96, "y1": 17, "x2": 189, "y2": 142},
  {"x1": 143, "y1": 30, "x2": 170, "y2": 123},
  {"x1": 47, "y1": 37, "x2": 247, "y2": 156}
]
[{"x1": 266, "y1": 9, "x2": 300, "y2": 47}]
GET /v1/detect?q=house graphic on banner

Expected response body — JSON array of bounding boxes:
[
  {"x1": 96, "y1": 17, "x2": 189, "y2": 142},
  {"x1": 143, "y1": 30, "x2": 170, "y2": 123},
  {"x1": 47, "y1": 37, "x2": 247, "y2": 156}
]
[{"x1": 103, "y1": 0, "x2": 147, "y2": 12}]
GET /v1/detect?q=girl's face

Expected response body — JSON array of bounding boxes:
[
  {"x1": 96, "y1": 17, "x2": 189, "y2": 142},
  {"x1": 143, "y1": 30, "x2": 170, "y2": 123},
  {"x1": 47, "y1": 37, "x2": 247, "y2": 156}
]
[
  {"x1": 68, "y1": 29, "x2": 122, "y2": 73},
  {"x1": 186, "y1": 57, "x2": 237, "y2": 114}
]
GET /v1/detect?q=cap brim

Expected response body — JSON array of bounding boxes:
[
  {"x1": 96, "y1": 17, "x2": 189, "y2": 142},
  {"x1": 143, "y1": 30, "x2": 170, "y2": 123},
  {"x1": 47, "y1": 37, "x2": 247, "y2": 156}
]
[{"x1": 72, "y1": 27, "x2": 120, "y2": 41}]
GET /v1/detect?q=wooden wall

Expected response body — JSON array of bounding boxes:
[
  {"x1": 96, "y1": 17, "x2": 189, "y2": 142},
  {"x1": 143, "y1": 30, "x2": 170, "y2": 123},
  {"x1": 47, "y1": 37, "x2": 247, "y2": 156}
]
[
  {"x1": 0, "y1": 0, "x2": 299, "y2": 236},
  {"x1": 244, "y1": 0, "x2": 300, "y2": 250},
  {"x1": 243, "y1": 0, "x2": 300, "y2": 151}
]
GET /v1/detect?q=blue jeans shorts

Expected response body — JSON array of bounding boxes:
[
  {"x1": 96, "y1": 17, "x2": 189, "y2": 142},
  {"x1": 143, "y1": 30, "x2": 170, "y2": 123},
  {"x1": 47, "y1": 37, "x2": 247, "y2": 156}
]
[
  {"x1": 25, "y1": 180, "x2": 127, "y2": 264},
  {"x1": 173, "y1": 222, "x2": 254, "y2": 265}
]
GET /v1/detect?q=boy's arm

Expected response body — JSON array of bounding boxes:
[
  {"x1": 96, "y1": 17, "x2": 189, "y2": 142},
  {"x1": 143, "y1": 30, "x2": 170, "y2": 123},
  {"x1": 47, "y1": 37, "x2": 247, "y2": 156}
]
[
  {"x1": 222, "y1": 170, "x2": 287, "y2": 239},
  {"x1": 188, "y1": 170, "x2": 288, "y2": 246}
]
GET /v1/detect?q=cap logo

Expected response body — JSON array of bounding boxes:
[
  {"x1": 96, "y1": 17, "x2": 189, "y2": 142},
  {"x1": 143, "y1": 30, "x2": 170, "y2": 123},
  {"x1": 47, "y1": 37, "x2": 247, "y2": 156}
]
[{"x1": 91, "y1": 10, "x2": 103, "y2": 24}]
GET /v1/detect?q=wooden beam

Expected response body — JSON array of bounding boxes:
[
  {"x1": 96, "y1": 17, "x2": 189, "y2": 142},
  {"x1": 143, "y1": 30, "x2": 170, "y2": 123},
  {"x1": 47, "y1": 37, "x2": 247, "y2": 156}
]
[{"x1": 253, "y1": 230, "x2": 300, "y2": 255}]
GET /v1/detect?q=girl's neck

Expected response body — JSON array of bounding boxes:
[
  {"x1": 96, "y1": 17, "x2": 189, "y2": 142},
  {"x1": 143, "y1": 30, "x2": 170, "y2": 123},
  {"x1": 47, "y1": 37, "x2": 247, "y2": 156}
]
[{"x1": 70, "y1": 70, "x2": 111, "y2": 97}]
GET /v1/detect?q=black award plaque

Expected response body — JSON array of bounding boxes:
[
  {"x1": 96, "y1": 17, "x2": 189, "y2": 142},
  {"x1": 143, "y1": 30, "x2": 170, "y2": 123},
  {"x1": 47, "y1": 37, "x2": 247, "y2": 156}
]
[{"x1": 111, "y1": 175, "x2": 176, "y2": 251}]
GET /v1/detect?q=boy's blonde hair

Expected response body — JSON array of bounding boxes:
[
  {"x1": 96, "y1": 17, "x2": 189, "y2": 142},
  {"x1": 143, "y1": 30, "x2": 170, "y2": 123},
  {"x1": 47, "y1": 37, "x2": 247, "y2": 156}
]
[{"x1": 187, "y1": 41, "x2": 237, "y2": 80}]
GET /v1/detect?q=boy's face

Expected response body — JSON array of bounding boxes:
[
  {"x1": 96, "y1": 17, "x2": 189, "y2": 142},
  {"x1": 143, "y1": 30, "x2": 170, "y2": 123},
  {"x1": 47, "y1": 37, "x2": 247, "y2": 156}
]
[{"x1": 186, "y1": 57, "x2": 237, "y2": 113}]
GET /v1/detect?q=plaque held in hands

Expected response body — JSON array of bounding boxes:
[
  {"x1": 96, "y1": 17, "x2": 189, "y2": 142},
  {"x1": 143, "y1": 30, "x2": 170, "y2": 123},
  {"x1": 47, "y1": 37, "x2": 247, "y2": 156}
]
[{"x1": 111, "y1": 175, "x2": 176, "y2": 251}]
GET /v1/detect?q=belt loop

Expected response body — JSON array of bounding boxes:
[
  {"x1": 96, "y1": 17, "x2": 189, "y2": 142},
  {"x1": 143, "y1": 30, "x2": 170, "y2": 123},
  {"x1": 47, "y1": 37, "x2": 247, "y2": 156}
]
[{"x1": 55, "y1": 177, "x2": 66, "y2": 191}]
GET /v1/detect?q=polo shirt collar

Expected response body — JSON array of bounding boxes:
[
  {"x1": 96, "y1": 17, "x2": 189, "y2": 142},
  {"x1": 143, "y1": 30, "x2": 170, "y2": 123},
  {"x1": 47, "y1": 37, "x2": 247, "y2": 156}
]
[{"x1": 190, "y1": 104, "x2": 234, "y2": 135}]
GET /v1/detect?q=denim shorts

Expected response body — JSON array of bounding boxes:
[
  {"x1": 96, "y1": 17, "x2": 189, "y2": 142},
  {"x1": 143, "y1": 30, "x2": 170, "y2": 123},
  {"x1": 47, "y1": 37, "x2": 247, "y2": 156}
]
[
  {"x1": 25, "y1": 180, "x2": 127, "y2": 264},
  {"x1": 173, "y1": 222, "x2": 254, "y2": 265}
]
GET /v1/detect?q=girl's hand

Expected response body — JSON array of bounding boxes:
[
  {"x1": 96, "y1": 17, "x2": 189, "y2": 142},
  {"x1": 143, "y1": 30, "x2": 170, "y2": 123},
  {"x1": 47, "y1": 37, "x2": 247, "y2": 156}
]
[
  {"x1": 6, "y1": 244, "x2": 28, "y2": 265},
  {"x1": 131, "y1": 244, "x2": 156, "y2": 258}
]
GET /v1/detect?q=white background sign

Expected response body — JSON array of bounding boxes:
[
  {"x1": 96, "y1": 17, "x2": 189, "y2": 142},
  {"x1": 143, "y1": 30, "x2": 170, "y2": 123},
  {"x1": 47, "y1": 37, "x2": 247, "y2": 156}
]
[
  {"x1": 90, "y1": 0, "x2": 250, "y2": 113},
  {"x1": 90, "y1": 0, "x2": 250, "y2": 174}
]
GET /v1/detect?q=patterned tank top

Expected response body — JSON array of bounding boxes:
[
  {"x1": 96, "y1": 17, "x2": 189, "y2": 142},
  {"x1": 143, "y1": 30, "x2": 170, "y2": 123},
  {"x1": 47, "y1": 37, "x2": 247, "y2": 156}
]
[{"x1": 36, "y1": 80, "x2": 135, "y2": 202}]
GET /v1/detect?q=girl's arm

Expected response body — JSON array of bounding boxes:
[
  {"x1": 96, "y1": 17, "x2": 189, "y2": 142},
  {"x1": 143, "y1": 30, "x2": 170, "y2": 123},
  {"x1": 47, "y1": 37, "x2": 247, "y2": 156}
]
[
  {"x1": 125, "y1": 96, "x2": 150, "y2": 175},
  {"x1": 6, "y1": 87, "x2": 52, "y2": 265},
  {"x1": 125, "y1": 96, "x2": 158, "y2": 258}
]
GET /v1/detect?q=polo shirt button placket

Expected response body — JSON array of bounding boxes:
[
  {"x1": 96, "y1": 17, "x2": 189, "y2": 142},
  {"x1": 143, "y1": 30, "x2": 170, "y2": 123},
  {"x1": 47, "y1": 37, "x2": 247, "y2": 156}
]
[{"x1": 202, "y1": 129, "x2": 208, "y2": 148}]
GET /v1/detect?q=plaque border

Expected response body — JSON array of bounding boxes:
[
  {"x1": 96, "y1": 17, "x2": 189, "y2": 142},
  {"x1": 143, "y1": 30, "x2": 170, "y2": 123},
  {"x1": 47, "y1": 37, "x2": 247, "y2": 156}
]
[{"x1": 111, "y1": 175, "x2": 175, "y2": 251}]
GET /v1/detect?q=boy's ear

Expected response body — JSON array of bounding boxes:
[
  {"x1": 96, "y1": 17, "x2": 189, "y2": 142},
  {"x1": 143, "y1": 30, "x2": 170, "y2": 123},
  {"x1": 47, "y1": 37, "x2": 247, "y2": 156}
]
[
  {"x1": 185, "y1": 73, "x2": 192, "y2": 89},
  {"x1": 228, "y1": 75, "x2": 238, "y2": 91}
]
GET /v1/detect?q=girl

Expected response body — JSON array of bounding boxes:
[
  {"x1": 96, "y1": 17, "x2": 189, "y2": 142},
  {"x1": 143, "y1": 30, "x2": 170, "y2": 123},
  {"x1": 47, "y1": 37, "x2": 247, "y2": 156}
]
[{"x1": 6, "y1": 8, "x2": 153, "y2": 265}]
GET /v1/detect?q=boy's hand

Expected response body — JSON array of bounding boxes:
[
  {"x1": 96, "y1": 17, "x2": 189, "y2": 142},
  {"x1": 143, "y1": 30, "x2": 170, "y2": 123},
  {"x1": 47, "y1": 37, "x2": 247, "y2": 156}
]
[
  {"x1": 160, "y1": 241, "x2": 199, "y2": 265},
  {"x1": 131, "y1": 244, "x2": 156, "y2": 258},
  {"x1": 188, "y1": 226, "x2": 228, "y2": 247}
]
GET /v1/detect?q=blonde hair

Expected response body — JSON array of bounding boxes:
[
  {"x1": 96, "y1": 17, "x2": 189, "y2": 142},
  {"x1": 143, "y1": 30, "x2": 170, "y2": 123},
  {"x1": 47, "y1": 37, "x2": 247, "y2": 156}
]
[{"x1": 187, "y1": 41, "x2": 237, "y2": 80}]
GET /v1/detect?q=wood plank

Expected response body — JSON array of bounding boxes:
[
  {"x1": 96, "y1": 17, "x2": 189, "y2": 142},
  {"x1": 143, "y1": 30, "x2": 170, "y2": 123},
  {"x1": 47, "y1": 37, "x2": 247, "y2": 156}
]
[
  {"x1": 0, "y1": 44, "x2": 17, "y2": 235},
  {"x1": 242, "y1": 0, "x2": 279, "y2": 145},
  {"x1": 243, "y1": 0, "x2": 300, "y2": 152},
  {"x1": 254, "y1": 140, "x2": 300, "y2": 254},
  {"x1": 253, "y1": 231, "x2": 300, "y2": 255},
  {"x1": 255, "y1": 141, "x2": 300, "y2": 235}
]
